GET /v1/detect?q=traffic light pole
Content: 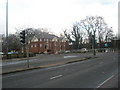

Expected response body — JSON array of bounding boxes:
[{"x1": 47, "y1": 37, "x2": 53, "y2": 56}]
[
  {"x1": 26, "y1": 31, "x2": 29, "y2": 68},
  {"x1": 25, "y1": 43, "x2": 29, "y2": 68},
  {"x1": 20, "y1": 30, "x2": 29, "y2": 68},
  {"x1": 26, "y1": 31, "x2": 29, "y2": 58},
  {"x1": 23, "y1": 44, "x2": 26, "y2": 57}
]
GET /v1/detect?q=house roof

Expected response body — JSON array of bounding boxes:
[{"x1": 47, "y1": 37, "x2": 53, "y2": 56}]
[
  {"x1": 58, "y1": 36, "x2": 65, "y2": 40},
  {"x1": 34, "y1": 32, "x2": 67, "y2": 41},
  {"x1": 36, "y1": 32, "x2": 58, "y2": 39}
]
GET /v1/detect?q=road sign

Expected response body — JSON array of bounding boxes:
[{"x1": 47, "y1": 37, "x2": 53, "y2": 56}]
[{"x1": 104, "y1": 43, "x2": 108, "y2": 47}]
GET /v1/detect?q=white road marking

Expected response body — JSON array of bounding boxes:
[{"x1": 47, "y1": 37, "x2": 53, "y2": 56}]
[
  {"x1": 2, "y1": 59, "x2": 38, "y2": 66},
  {"x1": 64, "y1": 56, "x2": 77, "y2": 58},
  {"x1": 3, "y1": 61, "x2": 27, "y2": 66},
  {"x1": 2, "y1": 55, "x2": 77, "y2": 66},
  {"x1": 50, "y1": 75, "x2": 63, "y2": 80},
  {"x1": 97, "y1": 75, "x2": 114, "y2": 88}
]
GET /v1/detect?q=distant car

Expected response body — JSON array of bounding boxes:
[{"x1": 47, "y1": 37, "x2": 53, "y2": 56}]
[
  {"x1": 8, "y1": 52, "x2": 18, "y2": 54},
  {"x1": 105, "y1": 49, "x2": 108, "y2": 53},
  {"x1": 80, "y1": 48, "x2": 88, "y2": 53},
  {"x1": 0, "y1": 52, "x2": 4, "y2": 55},
  {"x1": 65, "y1": 50, "x2": 70, "y2": 53}
]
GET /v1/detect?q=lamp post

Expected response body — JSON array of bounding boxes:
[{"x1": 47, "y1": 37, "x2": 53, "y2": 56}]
[{"x1": 6, "y1": 0, "x2": 8, "y2": 58}]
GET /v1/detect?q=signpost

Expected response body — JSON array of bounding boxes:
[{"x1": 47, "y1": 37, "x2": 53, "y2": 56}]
[{"x1": 104, "y1": 43, "x2": 108, "y2": 47}]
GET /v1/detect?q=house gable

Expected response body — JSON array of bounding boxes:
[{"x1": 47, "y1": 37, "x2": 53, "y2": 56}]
[
  {"x1": 31, "y1": 36, "x2": 38, "y2": 42},
  {"x1": 52, "y1": 37, "x2": 58, "y2": 42},
  {"x1": 61, "y1": 38, "x2": 67, "y2": 42}
]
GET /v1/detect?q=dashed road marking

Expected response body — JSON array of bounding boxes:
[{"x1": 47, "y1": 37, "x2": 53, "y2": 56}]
[
  {"x1": 50, "y1": 75, "x2": 63, "y2": 80},
  {"x1": 64, "y1": 56, "x2": 77, "y2": 58}
]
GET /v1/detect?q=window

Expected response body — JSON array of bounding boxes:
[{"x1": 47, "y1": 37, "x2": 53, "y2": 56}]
[
  {"x1": 40, "y1": 38, "x2": 42, "y2": 41},
  {"x1": 45, "y1": 44, "x2": 49, "y2": 49},
  {"x1": 54, "y1": 42, "x2": 56, "y2": 47},
  {"x1": 39, "y1": 44, "x2": 42, "y2": 47},
  {"x1": 31, "y1": 45, "x2": 33, "y2": 48},
  {"x1": 34, "y1": 44, "x2": 37, "y2": 47},
  {"x1": 46, "y1": 39, "x2": 49, "y2": 43},
  {"x1": 45, "y1": 44, "x2": 47, "y2": 49},
  {"x1": 60, "y1": 45, "x2": 62, "y2": 49}
]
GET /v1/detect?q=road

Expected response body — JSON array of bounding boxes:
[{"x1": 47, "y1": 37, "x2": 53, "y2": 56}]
[
  {"x1": 2, "y1": 52, "x2": 118, "y2": 88},
  {"x1": 2, "y1": 53, "x2": 96, "y2": 73}
]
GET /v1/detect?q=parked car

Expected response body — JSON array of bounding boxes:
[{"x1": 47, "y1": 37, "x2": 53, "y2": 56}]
[
  {"x1": 47, "y1": 50, "x2": 54, "y2": 54},
  {"x1": 80, "y1": 48, "x2": 88, "y2": 53}
]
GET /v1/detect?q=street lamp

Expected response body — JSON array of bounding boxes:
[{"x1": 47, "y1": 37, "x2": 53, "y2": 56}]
[{"x1": 6, "y1": 0, "x2": 8, "y2": 58}]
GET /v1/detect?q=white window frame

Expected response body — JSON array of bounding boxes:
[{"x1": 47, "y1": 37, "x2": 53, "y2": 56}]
[
  {"x1": 39, "y1": 44, "x2": 42, "y2": 47},
  {"x1": 40, "y1": 38, "x2": 42, "y2": 41},
  {"x1": 31, "y1": 44, "x2": 33, "y2": 48},
  {"x1": 34, "y1": 44, "x2": 37, "y2": 47}
]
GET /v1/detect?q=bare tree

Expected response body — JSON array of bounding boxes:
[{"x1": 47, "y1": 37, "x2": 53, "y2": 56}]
[
  {"x1": 104, "y1": 27, "x2": 114, "y2": 42},
  {"x1": 2, "y1": 34, "x2": 21, "y2": 53},
  {"x1": 80, "y1": 16, "x2": 96, "y2": 49},
  {"x1": 94, "y1": 16, "x2": 108, "y2": 48},
  {"x1": 79, "y1": 16, "x2": 111, "y2": 49},
  {"x1": 64, "y1": 22, "x2": 85, "y2": 49}
]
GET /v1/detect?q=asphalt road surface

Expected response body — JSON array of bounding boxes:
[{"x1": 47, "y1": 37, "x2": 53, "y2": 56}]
[
  {"x1": 2, "y1": 52, "x2": 118, "y2": 88},
  {"x1": 2, "y1": 53, "x2": 95, "y2": 73}
]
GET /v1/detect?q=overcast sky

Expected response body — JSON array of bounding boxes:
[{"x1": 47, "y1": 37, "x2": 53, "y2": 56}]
[{"x1": 0, "y1": 0, "x2": 119, "y2": 36}]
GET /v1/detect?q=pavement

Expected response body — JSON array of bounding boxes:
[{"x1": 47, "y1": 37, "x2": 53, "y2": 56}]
[{"x1": 2, "y1": 52, "x2": 119, "y2": 88}]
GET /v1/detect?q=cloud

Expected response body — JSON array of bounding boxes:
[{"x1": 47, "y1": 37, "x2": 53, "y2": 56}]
[{"x1": 0, "y1": 0, "x2": 118, "y2": 35}]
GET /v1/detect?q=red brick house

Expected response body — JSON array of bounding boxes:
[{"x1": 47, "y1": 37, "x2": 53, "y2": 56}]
[{"x1": 29, "y1": 32, "x2": 69, "y2": 54}]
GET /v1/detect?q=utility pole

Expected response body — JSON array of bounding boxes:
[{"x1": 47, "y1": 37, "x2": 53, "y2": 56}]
[{"x1": 6, "y1": 0, "x2": 8, "y2": 58}]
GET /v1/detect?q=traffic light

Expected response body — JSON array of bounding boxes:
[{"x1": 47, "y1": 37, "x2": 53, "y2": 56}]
[{"x1": 20, "y1": 30, "x2": 25, "y2": 44}]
